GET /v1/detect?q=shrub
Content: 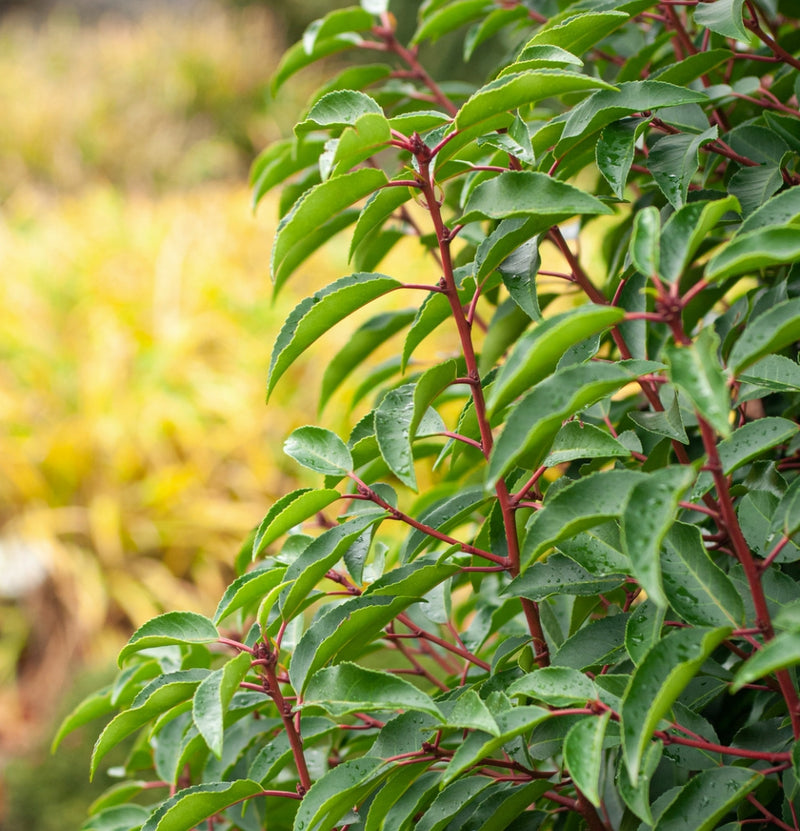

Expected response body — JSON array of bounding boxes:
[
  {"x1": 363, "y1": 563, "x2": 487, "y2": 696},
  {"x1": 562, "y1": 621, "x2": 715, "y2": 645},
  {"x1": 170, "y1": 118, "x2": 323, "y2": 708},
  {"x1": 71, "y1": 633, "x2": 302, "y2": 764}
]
[{"x1": 59, "y1": 1, "x2": 800, "y2": 829}]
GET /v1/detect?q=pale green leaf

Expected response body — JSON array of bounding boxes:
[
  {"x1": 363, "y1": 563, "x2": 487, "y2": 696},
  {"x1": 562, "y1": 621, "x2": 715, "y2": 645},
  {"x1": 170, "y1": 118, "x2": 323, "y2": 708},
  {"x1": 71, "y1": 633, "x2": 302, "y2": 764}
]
[
  {"x1": 706, "y1": 228, "x2": 800, "y2": 283},
  {"x1": 630, "y1": 205, "x2": 661, "y2": 277},
  {"x1": 252, "y1": 488, "x2": 341, "y2": 559},
  {"x1": 214, "y1": 567, "x2": 286, "y2": 625},
  {"x1": 118, "y1": 613, "x2": 218, "y2": 666},
  {"x1": 284, "y1": 426, "x2": 353, "y2": 476},
  {"x1": 508, "y1": 666, "x2": 597, "y2": 707},
  {"x1": 693, "y1": 0, "x2": 748, "y2": 41}
]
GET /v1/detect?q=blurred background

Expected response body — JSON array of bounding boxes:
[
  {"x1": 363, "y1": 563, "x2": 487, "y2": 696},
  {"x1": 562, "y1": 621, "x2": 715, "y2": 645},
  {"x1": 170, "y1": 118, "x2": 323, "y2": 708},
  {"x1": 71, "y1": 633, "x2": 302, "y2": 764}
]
[{"x1": 0, "y1": 0, "x2": 357, "y2": 826}]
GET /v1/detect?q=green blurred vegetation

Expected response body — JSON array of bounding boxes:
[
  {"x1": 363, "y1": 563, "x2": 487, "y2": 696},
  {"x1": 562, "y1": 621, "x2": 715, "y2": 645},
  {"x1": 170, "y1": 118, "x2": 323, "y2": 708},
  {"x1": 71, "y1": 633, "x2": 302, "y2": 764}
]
[{"x1": 0, "y1": 3, "x2": 356, "y2": 820}]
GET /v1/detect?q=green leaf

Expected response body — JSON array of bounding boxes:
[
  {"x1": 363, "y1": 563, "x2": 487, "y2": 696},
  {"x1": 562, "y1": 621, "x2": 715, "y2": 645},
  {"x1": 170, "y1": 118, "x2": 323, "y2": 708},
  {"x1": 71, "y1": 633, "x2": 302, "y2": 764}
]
[
  {"x1": 302, "y1": 6, "x2": 375, "y2": 53},
  {"x1": 284, "y1": 426, "x2": 353, "y2": 476},
  {"x1": 659, "y1": 195, "x2": 741, "y2": 283},
  {"x1": 440, "y1": 689, "x2": 499, "y2": 735},
  {"x1": 597, "y1": 116, "x2": 649, "y2": 199},
  {"x1": 294, "y1": 757, "x2": 388, "y2": 831},
  {"x1": 88, "y1": 782, "x2": 149, "y2": 816},
  {"x1": 281, "y1": 514, "x2": 384, "y2": 621},
  {"x1": 271, "y1": 169, "x2": 387, "y2": 290},
  {"x1": 118, "y1": 613, "x2": 218, "y2": 666},
  {"x1": 662, "y1": 522, "x2": 745, "y2": 626},
  {"x1": 214, "y1": 567, "x2": 286, "y2": 624},
  {"x1": 732, "y1": 631, "x2": 800, "y2": 691},
  {"x1": 296, "y1": 90, "x2": 382, "y2": 134},
  {"x1": 737, "y1": 186, "x2": 800, "y2": 236},
  {"x1": 413, "y1": 0, "x2": 494, "y2": 43},
  {"x1": 460, "y1": 170, "x2": 613, "y2": 225},
  {"x1": 706, "y1": 227, "x2": 800, "y2": 283},
  {"x1": 564, "y1": 712, "x2": 612, "y2": 807},
  {"x1": 415, "y1": 778, "x2": 494, "y2": 831},
  {"x1": 694, "y1": 0, "x2": 748, "y2": 41},
  {"x1": 52, "y1": 686, "x2": 114, "y2": 753},
  {"x1": 525, "y1": 10, "x2": 629, "y2": 54},
  {"x1": 249, "y1": 718, "x2": 335, "y2": 785},
  {"x1": 375, "y1": 361, "x2": 456, "y2": 490},
  {"x1": 559, "y1": 81, "x2": 708, "y2": 153},
  {"x1": 455, "y1": 70, "x2": 614, "y2": 132},
  {"x1": 267, "y1": 272, "x2": 401, "y2": 398},
  {"x1": 648, "y1": 127, "x2": 717, "y2": 208},
  {"x1": 464, "y1": 6, "x2": 529, "y2": 61},
  {"x1": 191, "y1": 651, "x2": 251, "y2": 758},
  {"x1": 652, "y1": 49, "x2": 732, "y2": 85},
  {"x1": 320, "y1": 310, "x2": 415, "y2": 411},
  {"x1": 508, "y1": 666, "x2": 598, "y2": 707},
  {"x1": 364, "y1": 763, "x2": 433, "y2": 831},
  {"x1": 508, "y1": 553, "x2": 625, "y2": 600},
  {"x1": 544, "y1": 421, "x2": 631, "y2": 466},
  {"x1": 729, "y1": 164, "x2": 783, "y2": 216},
  {"x1": 521, "y1": 469, "x2": 645, "y2": 565},
  {"x1": 251, "y1": 137, "x2": 326, "y2": 209},
  {"x1": 626, "y1": 601, "x2": 665, "y2": 666},
  {"x1": 728, "y1": 297, "x2": 800, "y2": 375},
  {"x1": 621, "y1": 465, "x2": 697, "y2": 608},
  {"x1": 443, "y1": 707, "x2": 551, "y2": 784},
  {"x1": 475, "y1": 216, "x2": 542, "y2": 284},
  {"x1": 629, "y1": 205, "x2": 661, "y2": 276},
  {"x1": 653, "y1": 767, "x2": 763, "y2": 831},
  {"x1": 740, "y1": 354, "x2": 800, "y2": 394},
  {"x1": 557, "y1": 522, "x2": 630, "y2": 576},
  {"x1": 692, "y1": 417, "x2": 800, "y2": 499},
  {"x1": 552, "y1": 614, "x2": 629, "y2": 671},
  {"x1": 141, "y1": 780, "x2": 264, "y2": 831},
  {"x1": 350, "y1": 182, "x2": 416, "y2": 262},
  {"x1": 81, "y1": 805, "x2": 151, "y2": 831},
  {"x1": 303, "y1": 663, "x2": 442, "y2": 719},
  {"x1": 664, "y1": 327, "x2": 731, "y2": 438},
  {"x1": 289, "y1": 594, "x2": 416, "y2": 693},
  {"x1": 488, "y1": 364, "x2": 636, "y2": 488},
  {"x1": 499, "y1": 44, "x2": 583, "y2": 76},
  {"x1": 627, "y1": 388, "x2": 688, "y2": 443},
  {"x1": 487, "y1": 305, "x2": 625, "y2": 416},
  {"x1": 91, "y1": 671, "x2": 208, "y2": 778},
  {"x1": 252, "y1": 488, "x2": 341, "y2": 560},
  {"x1": 621, "y1": 626, "x2": 731, "y2": 780}
]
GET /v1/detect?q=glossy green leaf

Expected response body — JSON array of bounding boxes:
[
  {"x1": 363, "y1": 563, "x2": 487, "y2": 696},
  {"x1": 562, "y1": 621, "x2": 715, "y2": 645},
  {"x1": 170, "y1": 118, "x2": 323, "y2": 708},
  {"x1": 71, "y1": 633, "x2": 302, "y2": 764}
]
[
  {"x1": 692, "y1": 417, "x2": 799, "y2": 499},
  {"x1": 284, "y1": 426, "x2": 353, "y2": 476},
  {"x1": 466, "y1": 781, "x2": 549, "y2": 831},
  {"x1": 252, "y1": 488, "x2": 341, "y2": 560},
  {"x1": 248, "y1": 717, "x2": 334, "y2": 785},
  {"x1": 659, "y1": 195, "x2": 740, "y2": 283},
  {"x1": 272, "y1": 35, "x2": 361, "y2": 94},
  {"x1": 737, "y1": 186, "x2": 800, "y2": 235},
  {"x1": 464, "y1": 6, "x2": 528, "y2": 60},
  {"x1": 320, "y1": 310, "x2": 415, "y2": 411},
  {"x1": 350, "y1": 182, "x2": 415, "y2": 261},
  {"x1": 441, "y1": 689, "x2": 498, "y2": 735},
  {"x1": 81, "y1": 805, "x2": 151, "y2": 831},
  {"x1": 665, "y1": 327, "x2": 730, "y2": 437},
  {"x1": 118, "y1": 613, "x2": 218, "y2": 666},
  {"x1": 508, "y1": 553, "x2": 625, "y2": 600},
  {"x1": 661, "y1": 522, "x2": 744, "y2": 626},
  {"x1": 296, "y1": 90, "x2": 383, "y2": 134},
  {"x1": 413, "y1": 0, "x2": 494, "y2": 43},
  {"x1": 303, "y1": 663, "x2": 442, "y2": 718},
  {"x1": 618, "y1": 739, "x2": 663, "y2": 823},
  {"x1": 267, "y1": 272, "x2": 400, "y2": 398},
  {"x1": 627, "y1": 388, "x2": 688, "y2": 443},
  {"x1": 728, "y1": 163, "x2": 783, "y2": 216},
  {"x1": 461, "y1": 170, "x2": 613, "y2": 224},
  {"x1": 443, "y1": 706, "x2": 551, "y2": 784},
  {"x1": 271, "y1": 169, "x2": 387, "y2": 289},
  {"x1": 732, "y1": 631, "x2": 800, "y2": 691},
  {"x1": 652, "y1": 49, "x2": 732, "y2": 85},
  {"x1": 597, "y1": 117, "x2": 649, "y2": 198},
  {"x1": 621, "y1": 465, "x2": 697, "y2": 608},
  {"x1": 415, "y1": 777, "x2": 494, "y2": 831},
  {"x1": 625, "y1": 601, "x2": 665, "y2": 666},
  {"x1": 88, "y1": 782, "x2": 149, "y2": 817},
  {"x1": 740, "y1": 354, "x2": 800, "y2": 394},
  {"x1": 544, "y1": 420, "x2": 631, "y2": 466},
  {"x1": 281, "y1": 514, "x2": 384, "y2": 620},
  {"x1": 91, "y1": 670, "x2": 208, "y2": 778},
  {"x1": 564, "y1": 712, "x2": 611, "y2": 807},
  {"x1": 508, "y1": 666, "x2": 597, "y2": 707},
  {"x1": 251, "y1": 137, "x2": 326, "y2": 209},
  {"x1": 289, "y1": 594, "x2": 415, "y2": 693},
  {"x1": 521, "y1": 469, "x2": 645, "y2": 565},
  {"x1": 302, "y1": 7, "x2": 375, "y2": 54},
  {"x1": 141, "y1": 780, "x2": 264, "y2": 831},
  {"x1": 621, "y1": 626, "x2": 730, "y2": 780},
  {"x1": 629, "y1": 204, "x2": 660, "y2": 276},
  {"x1": 653, "y1": 767, "x2": 762, "y2": 831},
  {"x1": 214, "y1": 567, "x2": 286, "y2": 627},
  {"x1": 552, "y1": 614, "x2": 629, "y2": 670},
  {"x1": 728, "y1": 297, "x2": 800, "y2": 374},
  {"x1": 191, "y1": 651, "x2": 251, "y2": 758},
  {"x1": 488, "y1": 365, "x2": 636, "y2": 488},
  {"x1": 475, "y1": 216, "x2": 542, "y2": 283},
  {"x1": 693, "y1": 0, "x2": 748, "y2": 41},
  {"x1": 525, "y1": 11, "x2": 628, "y2": 54},
  {"x1": 706, "y1": 227, "x2": 800, "y2": 283},
  {"x1": 499, "y1": 43, "x2": 583, "y2": 76},
  {"x1": 556, "y1": 522, "x2": 630, "y2": 576},
  {"x1": 364, "y1": 763, "x2": 433, "y2": 831},
  {"x1": 487, "y1": 305, "x2": 625, "y2": 416},
  {"x1": 648, "y1": 126, "x2": 717, "y2": 208}
]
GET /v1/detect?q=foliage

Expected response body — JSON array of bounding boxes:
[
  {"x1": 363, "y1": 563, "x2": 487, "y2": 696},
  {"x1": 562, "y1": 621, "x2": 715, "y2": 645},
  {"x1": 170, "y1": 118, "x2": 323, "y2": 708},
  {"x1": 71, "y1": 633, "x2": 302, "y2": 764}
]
[{"x1": 62, "y1": 0, "x2": 800, "y2": 829}]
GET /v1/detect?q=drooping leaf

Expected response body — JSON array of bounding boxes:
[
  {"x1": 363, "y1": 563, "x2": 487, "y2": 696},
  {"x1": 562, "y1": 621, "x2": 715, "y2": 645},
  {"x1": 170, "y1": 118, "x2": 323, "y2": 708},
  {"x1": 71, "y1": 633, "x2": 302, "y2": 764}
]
[
  {"x1": 460, "y1": 170, "x2": 613, "y2": 224},
  {"x1": 621, "y1": 626, "x2": 731, "y2": 780},
  {"x1": 629, "y1": 205, "x2": 660, "y2": 276},
  {"x1": 414, "y1": 777, "x2": 495, "y2": 831},
  {"x1": 731, "y1": 631, "x2": 800, "y2": 691},
  {"x1": 648, "y1": 127, "x2": 717, "y2": 208},
  {"x1": 705, "y1": 228, "x2": 800, "y2": 283},
  {"x1": 507, "y1": 666, "x2": 597, "y2": 707},
  {"x1": 597, "y1": 117, "x2": 648, "y2": 198},
  {"x1": 544, "y1": 421, "x2": 631, "y2": 466},
  {"x1": 664, "y1": 327, "x2": 731, "y2": 437},
  {"x1": 736, "y1": 186, "x2": 800, "y2": 236},
  {"x1": 564, "y1": 712, "x2": 612, "y2": 807},
  {"x1": 621, "y1": 465, "x2": 697, "y2": 608},
  {"x1": 214, "y1": 567, "x2": 286, "y2": 625},
  {"x1": 475, "y1": 216, "x2": 541, "y2": 283},
  {"x1": 303, "y1": 663, "x2": 442, "y2": 719},
  {"x1": 272, "y1": 35, "x2": 362, "y2": 94},
  {"x1": 508, "y1": 553, "x2": 625, "y2": 601},
  {"x1": 728, "y1": 163, "x2": 784, "y2": 216},
  {"x1": 192, "y1": 651, "x2": 252, "y2": 758},
  {"x1": 464, "y1": 6, "x2": 530, "y2": 61},
  {"x1": 52, "y1": 686, "x2": 114, "y2": 753},
  {"x1": 625, "y1": 601, "x2": 665, "y2": 666},
  {"x1": 727, "y1": 297, "x2": 800, "y2": 374},
  {"x1": 295, "y1": 89, "x2": 383, "y2": 134},
  {"x1": 141, "y1": 780, "x2": 265, "y2": 831},
  {"x1": 267, "y1": 273, "x2": 401, "y2": 398},
  {"x1": 693, "y1": 0, "x2": 748, "y2": 41},
  {"x1": 81, "y1": 805, "x2": 151, "y2": 831},
  {"x1": 118, "y1": 613, "x2": 218, "y2": 666}
]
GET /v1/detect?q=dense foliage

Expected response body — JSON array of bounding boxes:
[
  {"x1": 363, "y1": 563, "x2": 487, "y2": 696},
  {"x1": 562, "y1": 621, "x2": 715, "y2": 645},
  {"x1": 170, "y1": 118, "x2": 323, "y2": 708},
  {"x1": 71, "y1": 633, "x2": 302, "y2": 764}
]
[{"x1": 61, "y1": 0, "x2": 800, "y2": 828}]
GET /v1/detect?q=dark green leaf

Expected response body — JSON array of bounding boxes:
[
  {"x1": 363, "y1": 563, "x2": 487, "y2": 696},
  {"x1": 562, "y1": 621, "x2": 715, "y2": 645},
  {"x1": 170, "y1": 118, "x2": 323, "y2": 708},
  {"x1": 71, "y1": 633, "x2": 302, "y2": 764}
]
[
  {"x1": 564, "y1": 712, "x2": 611, "y2": 807},
  {"x1": 737, "y1": 186, "x2": 800, "y2": 236},
  {"x1": 475, "y1": 216, "x2": 541, "y2": 283},
  {"x1": 192, "y1": 651, "x2": 251, "y2": 758},
  {"x1": 694, "y1": 0, "x2": 748, "y2": 41},
  {"x1": 621, "y1": 626, "x2": 730, "y2": 780},
  {"x1": 508, "y1": 666, "x2": 597, "y2": 707},
  {"x1": 627, "y1": 388, "x2": 689, "y2": 443},
  {"x1": 729, "y1": 164, "x2": 783, "y2": 216},
  {"x1": 732, "y1": 631, "x2": 800, "y2": 691},
  {"x1": 267, "y1": 272, "x2": 401, "y2": 398},
  {"x1": 141, "y1": 780, "x2": 264, "y2": 831},
  {"x1": 597, "y1": 117, "x2": 648, "y2": 198},
  {"x1": 552, "y1": 614, "x2": 629, "y2": 670},
  {"x1": 626, "y1": 601, "x2": 665, "y2": 666},
  {"x1": 706, "y1": 228, "x2": 800, "y2": 283},
  {"x1": 648, "y1": 127, "x2": 717, "y2": 208},
  {"x1": 728, "y1": 297, "x2": 800, "y2": 375},
  {"x1": 544, "y1": 421, "x2": 631, "y2": 466},
  {"x1": 415, "y1": 777, "x2": 494, "y2": 831},
  {"x1": 508, "y1": 553, "x2": 625, "y2": 601}
]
